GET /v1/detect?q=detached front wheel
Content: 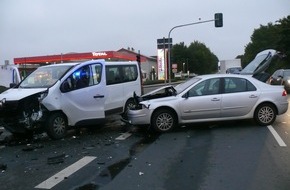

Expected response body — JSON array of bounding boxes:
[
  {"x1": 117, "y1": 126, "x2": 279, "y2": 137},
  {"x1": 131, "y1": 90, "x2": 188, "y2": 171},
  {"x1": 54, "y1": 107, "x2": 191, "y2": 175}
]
[
  {"x1": 46, "y1": 112, "x2": 67, "y2": 140},
  {"x1": 152, "y1": 109, "x2": 177, "y2": 132},
  {"x1": 254, "y1": 103, "x2": 276, "y2": 126}
]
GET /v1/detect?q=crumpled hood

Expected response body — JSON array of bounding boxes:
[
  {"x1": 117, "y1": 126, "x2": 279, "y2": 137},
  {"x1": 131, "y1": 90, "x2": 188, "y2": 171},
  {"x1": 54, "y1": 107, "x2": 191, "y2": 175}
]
[
  {"x1": 142, "y1": 85, "x2": 174, "y2": 96},
  {"x1": 0, "y1": 88, "x2": 47, "y2": 101}
]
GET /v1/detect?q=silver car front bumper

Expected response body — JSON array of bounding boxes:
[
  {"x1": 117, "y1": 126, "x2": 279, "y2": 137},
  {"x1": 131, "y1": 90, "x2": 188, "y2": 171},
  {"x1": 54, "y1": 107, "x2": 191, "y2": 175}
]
[{"x1": 127, "y1": 108, "x2": 152, "y2": 125}]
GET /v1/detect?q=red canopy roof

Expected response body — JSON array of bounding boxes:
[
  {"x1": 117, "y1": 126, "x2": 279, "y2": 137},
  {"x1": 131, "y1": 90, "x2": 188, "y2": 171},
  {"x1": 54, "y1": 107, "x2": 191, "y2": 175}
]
[{"x1": 14, "y1": 51, "x2": 143, "y2": 64}]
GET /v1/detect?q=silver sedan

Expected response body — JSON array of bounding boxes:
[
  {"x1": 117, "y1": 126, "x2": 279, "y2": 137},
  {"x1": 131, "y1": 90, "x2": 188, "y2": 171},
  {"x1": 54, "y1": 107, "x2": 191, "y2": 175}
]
[{"x1": 127, "y1": 74, "x2": 288, "y2": 132}]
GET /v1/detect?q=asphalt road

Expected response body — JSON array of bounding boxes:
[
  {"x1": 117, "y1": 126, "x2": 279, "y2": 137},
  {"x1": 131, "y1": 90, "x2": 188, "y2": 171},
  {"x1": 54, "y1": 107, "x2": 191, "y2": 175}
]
[
  {"x1": 1, "y1": 100, "x2": 290, "y2": 190},
  {"x1": 102, "y1": 118, "x2": 290, "y2": 190}
]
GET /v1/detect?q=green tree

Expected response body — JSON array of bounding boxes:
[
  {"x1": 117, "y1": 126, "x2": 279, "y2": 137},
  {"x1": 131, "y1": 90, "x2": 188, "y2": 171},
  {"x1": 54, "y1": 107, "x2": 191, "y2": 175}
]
[{"x1": 171, "y1": 41, "x2": 218, "y2": 75}]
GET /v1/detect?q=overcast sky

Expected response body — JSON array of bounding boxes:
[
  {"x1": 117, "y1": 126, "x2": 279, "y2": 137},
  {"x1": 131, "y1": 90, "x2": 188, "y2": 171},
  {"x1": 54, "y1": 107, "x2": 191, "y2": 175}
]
[{"x1": 0, "y1": 0, "x2": 289, "y2": 64}]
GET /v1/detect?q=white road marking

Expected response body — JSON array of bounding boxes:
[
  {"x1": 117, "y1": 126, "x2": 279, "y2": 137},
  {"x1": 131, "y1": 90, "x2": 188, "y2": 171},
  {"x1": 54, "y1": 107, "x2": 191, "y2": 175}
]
[
  {"x1": 35, "y1": 156, "x2": 96, "y2": 189},
  {"x1": 115, "y1": 132, "x2": 132, "y2": 140},
  {"x1": 267, "y1": 125, "x2": 287, "y2": 147}
]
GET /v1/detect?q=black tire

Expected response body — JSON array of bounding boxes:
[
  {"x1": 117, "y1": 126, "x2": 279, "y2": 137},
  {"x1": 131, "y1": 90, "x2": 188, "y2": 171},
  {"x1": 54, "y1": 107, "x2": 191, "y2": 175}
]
[
  {"x1": 46, "y1": 112, "x2": 67, "y2": 140},
  {"x1": 126, "y1": 98, "x2": 137, "y2": 111},
  {"x1": 122, "y1": 99, "x2": 136, "y2": 119},
  {"x1": 254, "y1": 103, "x2": 276, "y2": 126},
  {"x1": 152, "y1": 109, "x2": 177, "y2": 132}
]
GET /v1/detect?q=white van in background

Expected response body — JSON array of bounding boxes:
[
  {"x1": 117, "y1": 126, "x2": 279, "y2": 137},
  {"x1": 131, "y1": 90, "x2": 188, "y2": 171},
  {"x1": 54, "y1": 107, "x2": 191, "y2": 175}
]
[
  {"x1": 0, "y1": 59, "x2": 142, "y2": 139},
  {"x1": 0, "y1": 63, "x2": 22, "y2": 92}
]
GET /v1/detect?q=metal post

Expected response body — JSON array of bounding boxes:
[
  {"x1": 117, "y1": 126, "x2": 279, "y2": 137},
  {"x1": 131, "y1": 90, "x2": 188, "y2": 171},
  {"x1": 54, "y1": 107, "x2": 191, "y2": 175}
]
[
  {"x1": 163, "y1": 37, "x2": 166, "y2": 83},
  {"x1": 167, "y1": 19, "x2": 215, "y2": 84}
]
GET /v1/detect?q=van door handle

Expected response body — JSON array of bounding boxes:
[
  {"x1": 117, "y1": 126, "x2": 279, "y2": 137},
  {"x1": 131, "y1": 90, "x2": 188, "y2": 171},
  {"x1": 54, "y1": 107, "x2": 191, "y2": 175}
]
[
  {"x1": 94, "y1": 95, "x2": 104, "y2": 98},
  {"x1": 211, "y1": 98, "x2": 220, "y2": 101}
]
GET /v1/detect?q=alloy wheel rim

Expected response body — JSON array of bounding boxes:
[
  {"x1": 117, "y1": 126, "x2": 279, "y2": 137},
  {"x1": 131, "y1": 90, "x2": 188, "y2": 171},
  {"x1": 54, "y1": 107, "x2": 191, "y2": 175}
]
[
  {"x1": 258, "y1": 106, "x2": 274, "y2": 124},
  {"x1": 156, "y1": 113, "x2": 173, "y2": 131},
  {"x1": 53, "y1": 117, "x2": 66, "y2": 135}
]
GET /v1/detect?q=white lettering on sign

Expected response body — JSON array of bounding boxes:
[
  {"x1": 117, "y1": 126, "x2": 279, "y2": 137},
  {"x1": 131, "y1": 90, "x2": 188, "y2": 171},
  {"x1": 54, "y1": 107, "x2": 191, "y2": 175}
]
[{"x1": 92, "y1": 52, "x2": 108, "y2": 56}]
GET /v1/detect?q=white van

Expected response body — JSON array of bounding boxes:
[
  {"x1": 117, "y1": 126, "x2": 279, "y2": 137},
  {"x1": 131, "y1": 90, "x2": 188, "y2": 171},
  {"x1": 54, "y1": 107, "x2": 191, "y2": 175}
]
[
  {"x1": 0, "y1": 59, "x2": 142, "y2": 139},
  {"x1": 0, "y1": 64, "x2": 22, "y2": 91}
]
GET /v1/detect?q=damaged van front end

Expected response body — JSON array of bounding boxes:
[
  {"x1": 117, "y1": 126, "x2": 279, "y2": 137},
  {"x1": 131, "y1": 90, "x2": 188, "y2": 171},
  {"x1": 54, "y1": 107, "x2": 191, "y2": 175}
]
[{"x1": 0, "y1": 89, "x2": 49, "y2": 134}]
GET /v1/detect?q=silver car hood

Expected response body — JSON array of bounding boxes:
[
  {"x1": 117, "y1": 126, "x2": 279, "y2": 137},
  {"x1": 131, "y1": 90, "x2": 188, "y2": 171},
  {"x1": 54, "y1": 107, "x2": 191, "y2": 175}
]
[
  {"x1": 133, "y1": 85, "x2": 177, "y2": 104},
  {"x1": 142, "y1": 85, "x2": 173, "y2": 96},
  {"x1": 0, "y1": 88, "x2": 47, "y2": 101}
]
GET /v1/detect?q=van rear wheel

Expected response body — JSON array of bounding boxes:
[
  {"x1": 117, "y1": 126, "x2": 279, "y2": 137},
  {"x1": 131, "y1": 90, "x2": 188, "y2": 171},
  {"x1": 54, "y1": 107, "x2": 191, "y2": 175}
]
[
  {"x1": 122, "y1": 99, "x2": 136, "y2": 119},
  {"x1": 46, "y1": 112, "x2": 67, "y2": 140}
]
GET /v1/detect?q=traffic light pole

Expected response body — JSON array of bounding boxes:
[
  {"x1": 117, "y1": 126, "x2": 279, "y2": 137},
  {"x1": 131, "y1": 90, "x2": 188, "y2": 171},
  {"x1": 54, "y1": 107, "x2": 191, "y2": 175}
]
[{"x1": 167, "y1": 14, "x2": 222, "y2": 83}]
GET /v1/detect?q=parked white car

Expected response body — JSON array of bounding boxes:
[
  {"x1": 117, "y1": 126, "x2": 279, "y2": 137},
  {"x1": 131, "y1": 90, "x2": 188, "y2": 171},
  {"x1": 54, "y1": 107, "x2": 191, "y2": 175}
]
[
  {"x1": 0, "y1": 59, "x2": 142, "y2": 139},
  {"x1": 126, "y1": 49, "x2": 289, "y2": 132}
]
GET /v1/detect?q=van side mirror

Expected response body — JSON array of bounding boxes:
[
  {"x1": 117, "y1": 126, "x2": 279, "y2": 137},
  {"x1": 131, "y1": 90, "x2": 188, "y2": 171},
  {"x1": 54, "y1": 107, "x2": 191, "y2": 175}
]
[
  {"x1": 9, "y1": 83, "x2": 17, "y2": 88},
  {"x1": 60, "y1": 81, "x2": 71, "y2": 93}
]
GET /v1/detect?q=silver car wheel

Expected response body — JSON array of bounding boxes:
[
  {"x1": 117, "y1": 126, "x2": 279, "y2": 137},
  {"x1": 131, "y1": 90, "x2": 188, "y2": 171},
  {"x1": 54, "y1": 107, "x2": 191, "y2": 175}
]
[
  {"x1": 152, "y1": 109, "x2": 176, "y2": 132},
  {"x1": 156, "y1": 113, "x2": 173, "y2": 130},
  {"x1": 255, "y1": 104, "x2": 276, "y2": 125}
]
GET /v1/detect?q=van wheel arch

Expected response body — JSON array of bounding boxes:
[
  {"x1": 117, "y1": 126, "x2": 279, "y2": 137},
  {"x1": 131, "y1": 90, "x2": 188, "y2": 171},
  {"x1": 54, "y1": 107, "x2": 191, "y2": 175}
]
[{"x1": 123, "y1": 98, "x2": 137, "y2": 115}]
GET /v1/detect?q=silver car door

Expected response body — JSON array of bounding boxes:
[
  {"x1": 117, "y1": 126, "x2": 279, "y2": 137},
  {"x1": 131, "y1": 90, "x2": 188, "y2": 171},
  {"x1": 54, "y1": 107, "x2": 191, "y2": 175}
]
[
  {"x1": 221, "y1": 77, "x2": 260, "y2": 117},
  {"x1": 180, "y1": 78, "x2": 221, "y2": 120}
]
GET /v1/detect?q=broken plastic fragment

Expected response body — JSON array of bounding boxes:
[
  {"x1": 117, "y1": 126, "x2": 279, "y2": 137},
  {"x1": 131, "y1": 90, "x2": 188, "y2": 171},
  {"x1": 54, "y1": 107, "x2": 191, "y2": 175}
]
[
  {"x1": 47, "y1": 154, "x2": 65, "y2": 164},
  {"x1": 0, "y1": 163, "x2": 7, "y2": 171}
]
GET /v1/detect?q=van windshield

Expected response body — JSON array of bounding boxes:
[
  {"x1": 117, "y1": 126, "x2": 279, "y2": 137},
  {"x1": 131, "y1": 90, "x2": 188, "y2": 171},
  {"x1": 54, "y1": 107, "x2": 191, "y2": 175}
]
[{"x1": 19, "y1": 65, "x2": 73, "y2": 88}]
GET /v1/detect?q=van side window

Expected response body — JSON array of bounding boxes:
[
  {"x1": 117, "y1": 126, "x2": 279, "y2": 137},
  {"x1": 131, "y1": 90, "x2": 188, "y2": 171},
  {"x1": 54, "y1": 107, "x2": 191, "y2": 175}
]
[
  {"x1": 123, "y1": 65, "x2": 138, "y2": 81},
  {"x1": 106, "y1": 65, "x2": 138, "y2": 85},
  {"x1": 63, "y1": 63, "x2": 102, "y2": 91},
  {"x1": 92, "y1": 64, "x2": 102, "y2": 84},
  {"x1": 75, "y1": 66, "x2": 90, "y2": 89}
]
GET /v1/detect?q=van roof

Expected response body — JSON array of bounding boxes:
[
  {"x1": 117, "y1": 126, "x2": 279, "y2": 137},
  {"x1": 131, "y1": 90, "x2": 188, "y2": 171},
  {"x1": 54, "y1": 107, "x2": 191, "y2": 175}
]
[
  {"x1": 39, "y1": 59, "x2": 138, "y2": 68},
  {"x1": 40, "y1": 62, "x2": 79, "y2": 68}
]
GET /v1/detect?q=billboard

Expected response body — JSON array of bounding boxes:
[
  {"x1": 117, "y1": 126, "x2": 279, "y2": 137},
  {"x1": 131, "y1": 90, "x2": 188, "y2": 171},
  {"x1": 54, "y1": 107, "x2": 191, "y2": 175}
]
[
  {"x1": 157, "y1": 38, "x2": 171, "y2": 81},
  {"x1": 157, "y1": 49, "x2": 167, "y2": 80}
]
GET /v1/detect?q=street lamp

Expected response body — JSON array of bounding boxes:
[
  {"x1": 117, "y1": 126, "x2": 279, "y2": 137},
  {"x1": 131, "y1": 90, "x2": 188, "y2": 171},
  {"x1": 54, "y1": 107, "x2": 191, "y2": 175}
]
[{"x1": 167, "y1": 13, "x2": 222, "y2": 83}]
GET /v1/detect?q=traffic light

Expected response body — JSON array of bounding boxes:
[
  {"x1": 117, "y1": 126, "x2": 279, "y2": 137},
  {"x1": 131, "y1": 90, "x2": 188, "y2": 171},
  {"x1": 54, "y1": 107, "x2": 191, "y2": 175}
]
[
  {"x1": 214, "y1": 13, "x2": 223, "y2": 27},
  {"x1": 136, "y1": 54, "x2": 140, "y2": 63}
]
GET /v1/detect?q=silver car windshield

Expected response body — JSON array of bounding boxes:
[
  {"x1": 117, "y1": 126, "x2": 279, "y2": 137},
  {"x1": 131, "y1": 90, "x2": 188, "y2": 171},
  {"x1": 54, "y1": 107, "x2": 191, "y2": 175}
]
[
  {"x1": 19, "y1": 65, "x2": 73, "y2": 88},
  {"x1": 174, "y1": 77, "x2": 201, "y2": 94}
]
